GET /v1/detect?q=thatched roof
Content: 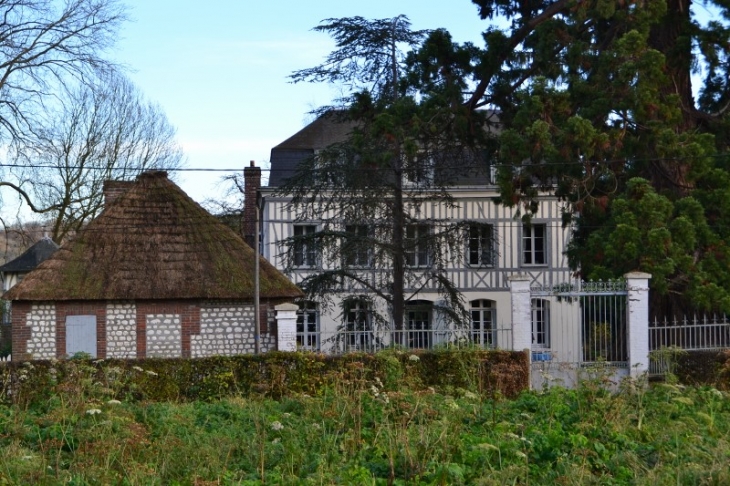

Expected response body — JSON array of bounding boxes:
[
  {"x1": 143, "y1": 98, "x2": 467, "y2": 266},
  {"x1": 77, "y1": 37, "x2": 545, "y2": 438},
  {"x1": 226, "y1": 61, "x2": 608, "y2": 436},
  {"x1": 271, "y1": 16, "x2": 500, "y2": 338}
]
[{"x1": 4, "y1": 171, "x2": 302, "y2": 301}]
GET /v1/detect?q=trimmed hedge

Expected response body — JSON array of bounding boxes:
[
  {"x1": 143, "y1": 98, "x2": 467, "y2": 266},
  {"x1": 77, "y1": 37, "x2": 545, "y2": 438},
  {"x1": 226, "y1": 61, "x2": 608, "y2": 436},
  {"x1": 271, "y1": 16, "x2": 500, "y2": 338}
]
[{"x1": 0, "y1": 348, "x2": 529, "y2": 406}]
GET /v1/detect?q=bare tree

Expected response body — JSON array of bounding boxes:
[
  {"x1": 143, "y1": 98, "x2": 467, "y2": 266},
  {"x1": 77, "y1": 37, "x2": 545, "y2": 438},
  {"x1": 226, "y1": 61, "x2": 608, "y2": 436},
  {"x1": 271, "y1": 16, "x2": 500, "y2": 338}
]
[
  {"x1": 0, "y1": 0, "x2": 125, "y2": 144},
  {"x1": 0, "y1": 0, "x2": 127, "y2": 233},
  {"x1": 11, "y1": 70, "x2": 184, "y2": 242}
]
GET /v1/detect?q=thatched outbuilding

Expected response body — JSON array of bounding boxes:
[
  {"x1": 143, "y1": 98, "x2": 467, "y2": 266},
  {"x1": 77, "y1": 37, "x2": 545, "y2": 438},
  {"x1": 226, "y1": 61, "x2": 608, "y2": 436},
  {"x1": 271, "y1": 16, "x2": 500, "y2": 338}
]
[{"x1": 5, "y1": 171, "x2": 302, "y2": 360}]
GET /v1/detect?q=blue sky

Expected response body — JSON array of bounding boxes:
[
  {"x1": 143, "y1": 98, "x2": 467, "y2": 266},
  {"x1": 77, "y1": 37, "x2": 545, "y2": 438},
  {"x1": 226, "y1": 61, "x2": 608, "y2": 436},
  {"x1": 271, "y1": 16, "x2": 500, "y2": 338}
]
[{"x1": 112, "y1": 1, "x2": 492, "y2": 207}]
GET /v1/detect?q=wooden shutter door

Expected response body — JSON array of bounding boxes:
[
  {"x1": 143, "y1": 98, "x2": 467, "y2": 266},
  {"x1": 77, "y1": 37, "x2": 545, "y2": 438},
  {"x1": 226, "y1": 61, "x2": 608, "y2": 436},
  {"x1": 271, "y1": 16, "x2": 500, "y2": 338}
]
[{"x1": 66, "y1": 315, "x2": 97, "y2": 358}]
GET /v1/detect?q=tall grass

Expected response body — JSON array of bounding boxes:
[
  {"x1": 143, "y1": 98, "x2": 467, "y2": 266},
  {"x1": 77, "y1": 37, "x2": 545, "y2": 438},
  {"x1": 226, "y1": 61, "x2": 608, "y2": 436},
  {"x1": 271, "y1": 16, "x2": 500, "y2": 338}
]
[{"x1": 1, "y1": 362, "x2": 729, "y2": 484}]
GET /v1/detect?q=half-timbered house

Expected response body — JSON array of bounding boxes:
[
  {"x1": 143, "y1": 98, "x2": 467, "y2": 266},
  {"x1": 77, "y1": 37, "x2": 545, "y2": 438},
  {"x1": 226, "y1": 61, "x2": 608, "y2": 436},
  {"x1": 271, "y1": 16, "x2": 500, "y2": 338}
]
[{"x1": 253, "y1": 113, "x2": 576, "y2": 356}]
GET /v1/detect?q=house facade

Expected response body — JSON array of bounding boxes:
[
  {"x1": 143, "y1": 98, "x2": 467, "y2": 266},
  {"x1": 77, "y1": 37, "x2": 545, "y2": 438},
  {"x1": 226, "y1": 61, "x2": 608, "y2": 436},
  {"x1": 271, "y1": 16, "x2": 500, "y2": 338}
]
[
  {"x1": 254, "y1": 114, "x2": 577, "y2": 356},
  {"x1": 6, "y1": 171, "x2": 302, "y2": 361}
]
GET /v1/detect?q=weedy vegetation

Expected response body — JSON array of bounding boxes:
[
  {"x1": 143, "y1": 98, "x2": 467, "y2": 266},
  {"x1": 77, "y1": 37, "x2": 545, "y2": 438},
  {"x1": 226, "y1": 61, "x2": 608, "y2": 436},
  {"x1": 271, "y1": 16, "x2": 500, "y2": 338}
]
[{"x1": 1, "y1": 352, "x2": 730, "y2": 485}]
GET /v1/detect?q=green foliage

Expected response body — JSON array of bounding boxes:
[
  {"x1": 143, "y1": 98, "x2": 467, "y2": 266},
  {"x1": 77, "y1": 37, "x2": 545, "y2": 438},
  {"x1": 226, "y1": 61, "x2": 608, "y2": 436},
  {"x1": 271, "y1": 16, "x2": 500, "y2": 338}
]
[
  {"x1": 0, "y1": 349, "x2": 528, "y2": 407},
  {"x1": 570, "y1": 177, "x2": 730, "y2": 312},
  {"x1": 3, "y1": 368, "x2": 730, "y2": 484}
]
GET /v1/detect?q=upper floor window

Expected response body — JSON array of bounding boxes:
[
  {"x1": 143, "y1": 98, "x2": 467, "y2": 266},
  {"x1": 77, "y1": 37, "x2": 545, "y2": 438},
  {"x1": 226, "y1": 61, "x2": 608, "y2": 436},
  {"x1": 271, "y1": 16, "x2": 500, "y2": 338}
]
[
  {"x1": 405, "y1": 224, "x2": 430, "y2": 268},
  {"x1": 296, "y1": 301, "x2": 319, "y2": 351},
  {"x1": 468, "y1": 223, "x2": 495, "y2": 267},
  {"x1": 404, "y1": 153, "x2": 434, "y2": 187},
  {"x1": 343, "y1": 225, "x2": 372, "y2": 267},
  {"x1": 293, "y1": 225, "x2": 317, "y2": 267},
  {"x1": 522, "y1": 223, "x2": 546, "y2": 266}
]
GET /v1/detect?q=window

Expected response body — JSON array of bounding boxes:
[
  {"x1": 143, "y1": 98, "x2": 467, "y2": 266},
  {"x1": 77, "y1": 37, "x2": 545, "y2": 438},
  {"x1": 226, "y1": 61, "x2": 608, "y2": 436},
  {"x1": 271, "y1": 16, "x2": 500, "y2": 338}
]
[
  {"x1": 405, "y1": 224, "x2": 430, "y2": 267},
  {"x1": 470, "y1": 300, "x2": 495, "y2": 347},
  {"x1": 404, "y1": 153, "x2": 434, "y2": 186},
  {"x1": 522, "y1": 223, "x2": 546, "y2": 266},
  {"x1": 343, "y1": 225, "x2": 372, "y2": 267},
  {"x1": 296, "y1": 301, "x2": 319, "y2": 351},
  {"x1": 406, "y1": 302, "x2": 432, "y2": 349},
  {"x1": 293, "y1": 225, "x2": 317, "y2": 267},
  {"x1": 468, "y1": 224, "x2": 495, "y2": 267},
  {"x1": 531, "y1": 299, "x2": 550, "y2": 349},
  {"x1": 344, "y1": 300, "x2": 373, "y2": 351}
]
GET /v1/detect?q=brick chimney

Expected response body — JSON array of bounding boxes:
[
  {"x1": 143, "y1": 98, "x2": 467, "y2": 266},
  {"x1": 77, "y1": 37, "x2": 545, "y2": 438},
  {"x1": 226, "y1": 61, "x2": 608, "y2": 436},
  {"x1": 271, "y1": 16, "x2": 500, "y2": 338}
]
[
  {"x1": 243, "y1": 161, "x2": 261, "y2": 249},
  {"x1": 102, "y1": 180, "x2": 133, "y2": 207}
]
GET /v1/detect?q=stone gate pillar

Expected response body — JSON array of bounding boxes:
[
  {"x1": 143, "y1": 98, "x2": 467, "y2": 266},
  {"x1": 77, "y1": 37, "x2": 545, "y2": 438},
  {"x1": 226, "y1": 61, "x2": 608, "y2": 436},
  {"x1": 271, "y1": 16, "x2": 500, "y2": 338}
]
[
  {"x1": 275, "y1": 303, "x2": 298, "y2": 352},
  {"x1": 625, "y1": 272, "x2": 652, "y2": 377}
]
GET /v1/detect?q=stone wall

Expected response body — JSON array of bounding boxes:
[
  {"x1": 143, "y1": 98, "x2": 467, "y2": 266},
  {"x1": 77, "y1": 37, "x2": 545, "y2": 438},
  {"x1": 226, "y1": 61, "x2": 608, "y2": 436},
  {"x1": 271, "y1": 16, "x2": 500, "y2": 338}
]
[
  {"x1": 106, "y1": 303, "x2": 137, "y2": 358},
  {"x1": 146, "y1": 313, "x2": 182, "y2": 358},
  {"x1": 191, "y1": 303, "x2": 275, "y2": 357},
  {"x1": 25, "y1": 304, "x2": 56, "y2": 359}
]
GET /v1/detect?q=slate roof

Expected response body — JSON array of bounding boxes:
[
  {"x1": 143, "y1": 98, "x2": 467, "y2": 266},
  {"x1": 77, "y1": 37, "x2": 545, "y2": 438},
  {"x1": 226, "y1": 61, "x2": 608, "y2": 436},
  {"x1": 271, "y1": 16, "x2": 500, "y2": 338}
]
[
  {"x1": 268, "y1": 111, "x2": 356, "y2": 187},
  {"x1": 4, "y1": 171, "x2": 302, "y2": 301},
  {"x1": 0, "y1": 237, "x2": 59, "y2": 273},
  {"x1": 267, "y1": 110, "x2": 501, "y2": 188}
]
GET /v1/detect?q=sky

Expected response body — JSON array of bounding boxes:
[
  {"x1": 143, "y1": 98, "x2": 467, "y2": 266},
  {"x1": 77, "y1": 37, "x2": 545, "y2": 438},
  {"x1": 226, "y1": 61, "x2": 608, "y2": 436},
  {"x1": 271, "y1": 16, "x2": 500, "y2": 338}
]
[{"x1": 111, "y1": 1, "x2": 492, "y2": 208}]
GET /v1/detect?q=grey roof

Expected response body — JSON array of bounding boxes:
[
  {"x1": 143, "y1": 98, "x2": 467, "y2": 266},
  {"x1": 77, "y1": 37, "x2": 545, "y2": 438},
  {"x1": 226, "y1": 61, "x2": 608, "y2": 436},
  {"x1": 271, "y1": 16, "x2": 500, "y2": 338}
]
[
  {"x1": 268, "y1": 112, "x2": 356, "y2": 187},
  {"x1": 268, "y1": 110, "x2": 501, "y2": 188},
  {"x1": 0, "y1": 237, "x2": 59, "y2": 273}
]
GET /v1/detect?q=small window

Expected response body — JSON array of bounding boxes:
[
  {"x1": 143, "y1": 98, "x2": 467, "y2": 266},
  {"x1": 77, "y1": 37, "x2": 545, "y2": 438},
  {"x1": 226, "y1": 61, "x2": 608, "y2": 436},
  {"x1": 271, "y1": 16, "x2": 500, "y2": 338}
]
[
  {"x1": 405, "y1": 224, "x2": 430, "y2": 268},
  {"x1": 296, "y1": 301, "x2": 319, "y2": 351},
  {"x1": 344, "y1": 300, "x2": 374, "y2": 352},
  {"x1": 531, "y1": 299, "x2": 550, "y2": 349},
  {"x1": 343, "y1": 225, "x2": 372, "y2": 267},
  {"x1": 293, "y1": 225, "x2": 317, "y2": 267},
  {"x1": 404, "y1": 153, "x2": 434, "y2": 187},
  {"x1": 522, "y1": 223, "x2": 546, "y2": 266},
  {"x1": 468, "y1": 224, "x2": 495, "y2": 267},
  {"x1": 470, "y1": 299, "x2": 495, "y2": 347}
]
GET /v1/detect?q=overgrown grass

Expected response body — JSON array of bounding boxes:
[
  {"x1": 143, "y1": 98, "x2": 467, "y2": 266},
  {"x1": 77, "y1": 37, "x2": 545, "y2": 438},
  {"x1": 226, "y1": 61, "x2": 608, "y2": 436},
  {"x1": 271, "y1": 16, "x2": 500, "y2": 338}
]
[{"x1": 1, "y1": 360, "x2": 730, "y2": 485}]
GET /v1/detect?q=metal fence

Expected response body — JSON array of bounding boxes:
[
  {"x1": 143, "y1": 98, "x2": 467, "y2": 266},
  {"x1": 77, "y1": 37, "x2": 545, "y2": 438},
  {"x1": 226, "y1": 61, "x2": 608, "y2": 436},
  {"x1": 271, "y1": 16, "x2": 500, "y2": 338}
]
[
  {"x1": 649, "y1": 314, "x2": 730, "y2": 375},
  {"x1": 650, "y1": 314, "x2": 730, "y2": 351},
  {"x1": 296, "y1": 327, "x2": 514, "y2": 355}
]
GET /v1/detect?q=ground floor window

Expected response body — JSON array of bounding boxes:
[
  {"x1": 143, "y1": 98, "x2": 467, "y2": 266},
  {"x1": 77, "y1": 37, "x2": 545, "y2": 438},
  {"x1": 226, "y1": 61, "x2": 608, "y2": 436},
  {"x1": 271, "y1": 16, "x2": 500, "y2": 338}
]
[
  {"x1": 296, "y1": 301, "x2": 319, "y2": 351},
  {"x1": 344, "y1": 299, "x2": 373, "y2": 351},
  {"x1": 406, "y1": 301, "x2": 432, "y2": 349},
  {"x1": 470, "y1": 299, "x2": 495, "y2": 347},
  {"x1": 531, "y1": 298, "x2": 550, "y2": 349}
]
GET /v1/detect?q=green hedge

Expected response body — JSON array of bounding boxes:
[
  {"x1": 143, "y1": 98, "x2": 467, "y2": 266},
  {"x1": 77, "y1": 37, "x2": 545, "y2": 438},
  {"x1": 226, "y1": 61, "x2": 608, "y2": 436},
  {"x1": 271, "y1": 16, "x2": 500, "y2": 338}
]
[{"x1": 0, "y1": 349, "x2": 529, "y2": 406}]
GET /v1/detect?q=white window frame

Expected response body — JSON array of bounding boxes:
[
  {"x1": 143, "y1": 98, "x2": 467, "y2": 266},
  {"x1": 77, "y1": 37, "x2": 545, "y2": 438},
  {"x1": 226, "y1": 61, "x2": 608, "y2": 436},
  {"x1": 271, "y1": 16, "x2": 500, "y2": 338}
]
[
  {"x1": 293, "y1": 224, "x2": 317, "y2": 268},
  {"x1": 405, "y1": 224, "x2": 431, "y2": 268},
  {"x1": 531, "y1": 298, "x2": 550, "y2": 349},
  {"x1": 467, "y1": 223, "x2": 495, "y2": 267},
  {"x1": 296, "y1": 301, "x2": 320, "y2": 351},
  {"x1": 470, "y1": 299, "x2": 496, "y2": 347},
  {"x1": 343, "y1": 224, "x2": 372, "y2": 268},
  {"x1": 344, "y1": 300, "x2": 373, "y2": 352},
  {"x1": 406, "y1": 302, "x2": 432, "y2": 349},
  {"x1": 522, "y1": 223, "x2": 548, "y2": 266}
]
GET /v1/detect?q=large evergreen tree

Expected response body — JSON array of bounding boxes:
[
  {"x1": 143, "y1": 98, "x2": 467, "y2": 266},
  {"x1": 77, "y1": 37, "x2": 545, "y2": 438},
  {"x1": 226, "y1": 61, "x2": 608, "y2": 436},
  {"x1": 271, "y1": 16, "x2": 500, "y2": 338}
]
[
  {"x1": 280, "y1": 16, "x2": 494, "y2": 331},
  {"x1": 457, "y1": 0, "x2": 730, "y2": 315},
  {"x1": 283, "y1": 1, "x2": 730, "y2": 319}
]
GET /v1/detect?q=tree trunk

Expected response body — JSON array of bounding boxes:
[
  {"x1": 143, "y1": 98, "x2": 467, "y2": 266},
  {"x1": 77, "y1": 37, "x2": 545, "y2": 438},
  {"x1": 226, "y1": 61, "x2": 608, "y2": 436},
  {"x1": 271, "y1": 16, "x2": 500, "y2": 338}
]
[
  {"x1": 392, "y1": 156, "x2": 405, "y2": 335},
  {"x1": 647, "y1": 0, "x2": 696, "y2": 194}
]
